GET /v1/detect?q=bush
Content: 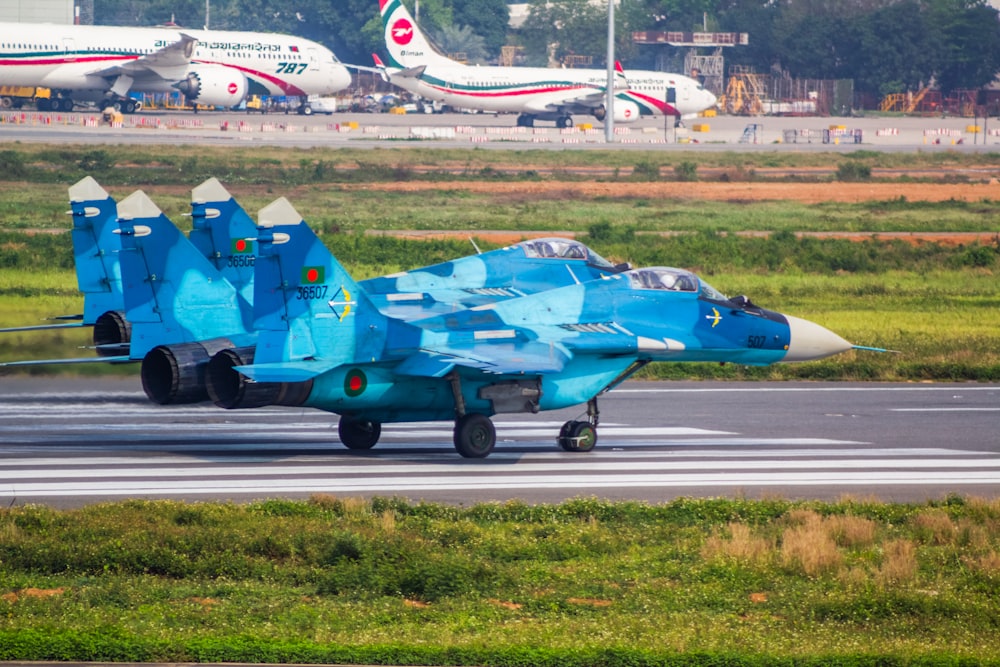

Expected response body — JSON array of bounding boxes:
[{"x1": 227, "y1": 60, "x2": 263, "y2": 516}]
[
  {"x1": 836, "y1": 161, "x2": 872, "y2": 181},
  {"x1": 674, "y1": 160, "x2": 699, "y2": 182}
]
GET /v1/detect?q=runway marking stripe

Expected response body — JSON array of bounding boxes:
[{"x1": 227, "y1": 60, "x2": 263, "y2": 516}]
[
  {"x1": 6, "y1": 470, "x2": 1000, "y2": 497},
  {"x1": 891, "y1": 408, "x2": 1000, "y2": 412},
  {"x1": 4, "y1": 457, "x2": 999, "y2": 482},
  {"x1": 614, "y1": 387, "x2": 1000, "y2": 393},
  {"x1": 0, "y1": 447, "x2": 971, "y2": 466}
]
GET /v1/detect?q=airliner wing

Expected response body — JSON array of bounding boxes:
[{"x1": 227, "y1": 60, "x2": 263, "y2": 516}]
[
  {"x1": 523, "y1": 88, "x2": 607, "y2": 114},
  {"x1": 89, "y1": 32, "x2": 197, "y2": 82}
]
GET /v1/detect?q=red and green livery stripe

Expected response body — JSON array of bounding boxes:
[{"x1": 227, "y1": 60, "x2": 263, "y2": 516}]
[
  {"x1": 301, "y1": 266, "x2": 325, "y2": 284},
  {"x1": 344, "y1": 369, "x2": 367, "y2": 397},
  {"x1": 231, "y1": 238, "x2": 253, "y2": 254}
]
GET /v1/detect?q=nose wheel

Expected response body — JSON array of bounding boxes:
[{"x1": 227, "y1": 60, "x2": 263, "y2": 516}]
[
  {"x1": 558, "y1": 397, "x2": 599, "y2": 452},
  {"x1": 558, "y1": 420, "x2": 597, "y2": 452}
]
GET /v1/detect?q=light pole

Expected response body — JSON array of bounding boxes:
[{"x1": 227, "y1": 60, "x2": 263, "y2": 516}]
[{"x1": 604, "y1": 0, "x2": 615, "y2": 143}]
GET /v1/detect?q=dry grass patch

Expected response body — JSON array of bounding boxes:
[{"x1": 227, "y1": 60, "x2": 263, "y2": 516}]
[
  {"x1": 962, "y1": 551, "x2": 1000, "y2": 578},
  {"x1": 781, "y1": 524, "x2": 842, "y2": 577},
  {"x1": 826, "y1": 514, "x2": 878, "y2": 547},
  {"x1": 779, "y1": 510, "x2": 842, "y2": 576},
  {"x1": 911, "y1": 510, "x2": 959, "y2": 545},
  {"x1": 877, "y1": 539, "x2": 919, "y2": 586},
  {"x1": 701, "y1": 522, "x2": 773, "y2": 566}
]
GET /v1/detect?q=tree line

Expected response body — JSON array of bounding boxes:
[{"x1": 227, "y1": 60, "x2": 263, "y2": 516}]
[{"x1": 94, "y1": 0, "x2": 1000, "y2": 100}]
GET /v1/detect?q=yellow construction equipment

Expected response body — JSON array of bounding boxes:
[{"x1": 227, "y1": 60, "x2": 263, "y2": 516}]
[
  {"x1": 879, "y1": 86, "x2": 930, "y2": 113},
  {"x1": 0, "y1": 86, "x2": 48, "y2": 109},
  {"x1": 719, "y1": 66, "x2": 764, "y2": 115}
]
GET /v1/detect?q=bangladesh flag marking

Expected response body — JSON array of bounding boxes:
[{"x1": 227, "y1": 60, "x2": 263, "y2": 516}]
[
  {"x1": 344, "y1": 369, "x2": 367, "y2": 397},
  {"x1": 302, "y1": 266, "x2": 325, "y2": 284},
  {"x1": 231, "y1": 238, "x2": 253, "y2": 254}
]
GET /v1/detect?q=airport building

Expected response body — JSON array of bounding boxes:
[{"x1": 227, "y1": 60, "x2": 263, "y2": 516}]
[{"x1": 0, "y1": 0, "x2": 78, "y2": 24}]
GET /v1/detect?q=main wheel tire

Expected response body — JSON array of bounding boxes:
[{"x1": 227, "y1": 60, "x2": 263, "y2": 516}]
[
  {"x1": 558, "y1": 420, "x2": 597, "y2": 452},
  {"x1": 454, "y1": 413, "x2": 496, "y2": 458},
  {"x1": 338, "y1": 417, "x2": 381, "y2": 450}
]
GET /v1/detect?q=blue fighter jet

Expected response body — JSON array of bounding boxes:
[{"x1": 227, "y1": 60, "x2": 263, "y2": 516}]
[
  {"x1": 0, "y1": 176, "x2": 259, "y2": 367},
  {"x1": 226, "y1": 205, "x2": 858, "y2": 458},
  {"x1": 2, "y1": 180, "x2": 629, "y2": 413},
  {"x1": 361, "y1": 237, "x2": 629, "y2": 318},
  {"x1": 0, "y1": 177, "x2": 127, "y2": 360}
]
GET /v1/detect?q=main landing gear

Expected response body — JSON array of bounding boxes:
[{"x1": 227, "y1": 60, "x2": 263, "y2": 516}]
[
  {"x1": 338, "y1": 416, "x2": 382, "y2": 450},
  {"x1": 516, "y1": 113, "x2": 575, "y2": 129},
  {"x1": 333, "y1": 375, "x2": 604, "y2": 458}
]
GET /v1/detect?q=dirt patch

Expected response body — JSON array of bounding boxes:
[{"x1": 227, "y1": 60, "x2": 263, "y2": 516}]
[
  {"x1": 367, "y1": 229, "x2": 997, "y2": 247},
  {"x1": 346, "y1": 180, "x2": 999, "y2": 205}
]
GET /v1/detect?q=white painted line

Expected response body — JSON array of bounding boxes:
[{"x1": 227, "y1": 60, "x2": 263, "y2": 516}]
[
  {"x1": 615, "y1": 386, "x2": 1000, "y2": 394},
  {"x1": 5, "y1": 470, "x2": 1000, "y2": 497},
  {"x1": 8, "y1": 446, "x2": 966, "y2": 467},
  {"x1": 891, "y1": 408, "x2": 1000, "y2": 412},
  {"x1": 3, "y1": 456, "x2": 999, "y2": 482}
]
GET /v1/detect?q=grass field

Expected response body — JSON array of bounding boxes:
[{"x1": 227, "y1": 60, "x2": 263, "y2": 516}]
[
  {"x1": 1, "y1": 496, "x2": 999, "y2": 665},
  {"x1": 1, "y1": 144, "x2": 999, "y2": 665}
]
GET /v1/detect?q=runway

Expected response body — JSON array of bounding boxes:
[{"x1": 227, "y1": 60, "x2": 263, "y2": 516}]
[
  {"x1": 1, "y1": 108, "x2": 996, "y2": 151},
  {"x1": 1, "y1": 377, "x2": 997, "y2": 507}
]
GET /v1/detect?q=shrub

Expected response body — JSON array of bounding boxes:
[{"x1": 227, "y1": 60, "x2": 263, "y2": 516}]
[
  {"x1": 836, "y1": 161, "x2": 872, "y2": 181},
  {"x1": 674, "y1": 160, "x2": 698, "y2": 182}
]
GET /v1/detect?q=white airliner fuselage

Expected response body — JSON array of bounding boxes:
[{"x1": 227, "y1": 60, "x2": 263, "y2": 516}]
[
  {"x1": 0, "y1": 22, "x2": 352, "y2": 112},
  {"x1": 377, "y1": 0, "x2": 717, "y2": 128}
]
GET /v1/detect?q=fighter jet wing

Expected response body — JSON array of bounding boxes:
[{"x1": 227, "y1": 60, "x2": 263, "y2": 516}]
[
  {"x1": 233, "y1": 359, "x2": 341, "y2": 384},
  {"x1": 0, "y1": 321, "x2": 86, "y2": 333},
  {"x1": 396, "y1": 339, "x2": 572, "y2": 377},
  {"x1": 0, "y1": 354, "x2": 133, "y2": 367}
]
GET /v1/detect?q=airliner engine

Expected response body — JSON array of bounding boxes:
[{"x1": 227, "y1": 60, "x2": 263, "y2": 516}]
[
  {"x1": 592, "y1": 100, "x2": 641, "y2": 124},
  {"x1": 612, "y1": 100, "x2": 641, "y2": 123},
  {"x1": 174, "y1": 66, "x2": 248, "y2": 107}
]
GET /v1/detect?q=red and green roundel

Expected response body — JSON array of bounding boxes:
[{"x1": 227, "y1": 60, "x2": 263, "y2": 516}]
[
  {"x1": 302, "y1": 266, "x2": 325, "y2": 284},
  {"x1": 344, "y1": 368, "x2": 367, "y2": 397},
  {"x1": 231, "y1": 238, "x2": 253, "y2": 254}
]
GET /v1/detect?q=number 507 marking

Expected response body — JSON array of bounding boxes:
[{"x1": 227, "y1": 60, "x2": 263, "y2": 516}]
[{"x1": 277, "y1": 62, "x2": 308, "y2": 75}]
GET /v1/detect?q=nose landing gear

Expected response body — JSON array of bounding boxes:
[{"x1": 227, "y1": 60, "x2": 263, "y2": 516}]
[{"x1": 558, "y1": 397, "x2": 599, "y2": 452}]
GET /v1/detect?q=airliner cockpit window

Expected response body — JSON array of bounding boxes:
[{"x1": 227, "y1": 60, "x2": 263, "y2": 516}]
[{"x1": 627, "y1": 268, "x2": 698, "y2": 292}]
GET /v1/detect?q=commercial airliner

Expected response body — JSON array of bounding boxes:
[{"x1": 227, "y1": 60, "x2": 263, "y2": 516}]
[
  {"x1": 0, "y1": 22, "x2": 353, "y2": 112},
  {"x1": 377, "y1": 0, "x2": 717, "y2": 128}
]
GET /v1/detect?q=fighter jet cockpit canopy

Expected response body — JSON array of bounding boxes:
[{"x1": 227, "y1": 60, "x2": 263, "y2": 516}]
[
  {"x1": 627, "y1": 267, "x2": 730, "y2": 302},
  {"x1": 517, "y1": 238, "x2": 627, "y2": 272}
]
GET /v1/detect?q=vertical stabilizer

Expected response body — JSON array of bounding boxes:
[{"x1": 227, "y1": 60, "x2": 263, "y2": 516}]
[
  {"x1": 253, "y1": 197, "x2": 384, "y2": 369},
  {"x1": 379, "y1": 0, "x2": 458, "y2": 69},
  {"x1": 116, "y1": 190, "x2": 252, "y2": 358},
  {"x1": 188, "y1": 177, "x2": 258, "y2": 306},
  {"x1": 68, "y1": 176, "x2": 124, "y2": 325}
]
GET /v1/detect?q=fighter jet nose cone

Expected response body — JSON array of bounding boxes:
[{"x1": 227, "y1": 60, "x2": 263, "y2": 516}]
[{"x1": 784, "y1": 315, "x2": 853, "y2": 362}]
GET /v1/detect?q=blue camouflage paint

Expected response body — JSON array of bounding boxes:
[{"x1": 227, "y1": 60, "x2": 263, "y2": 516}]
[
  {"x1": 68, "y1": 177, "x2": 124, "y2": 326},
  {"x1": 115, "y1": 191, "x2": 255, "y2": 359},
  {"x1": 237, "y1": 219, "x2": 810, "y2": 426}
]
